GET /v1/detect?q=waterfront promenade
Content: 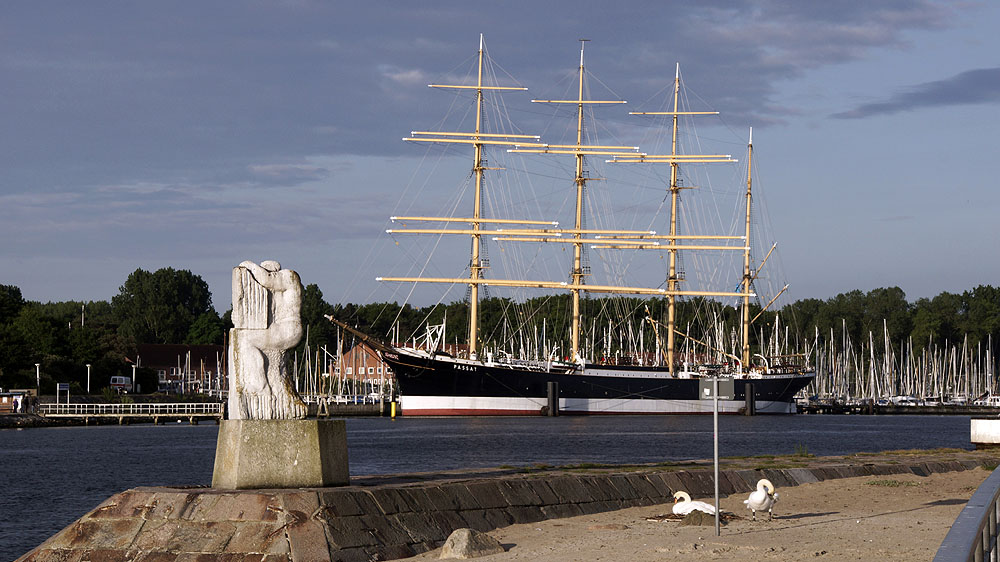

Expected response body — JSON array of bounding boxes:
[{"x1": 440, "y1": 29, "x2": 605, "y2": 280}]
[
  {"x1": 406, "y1": 468, "x2": 986, "y2": 561},
  {"x1": 18, "y1": 448, "x2": 997, "y2": 561}
]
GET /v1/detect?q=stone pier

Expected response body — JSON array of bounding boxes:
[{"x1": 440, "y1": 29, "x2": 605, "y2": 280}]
[{"x1": 18, "y1": 449, "x2": 1000, "y2": 562}]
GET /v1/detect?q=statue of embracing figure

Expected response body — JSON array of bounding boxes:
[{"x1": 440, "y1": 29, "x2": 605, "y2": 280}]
[{"x1": 228, "y1": 260, "x2": 307, "y2": 420}]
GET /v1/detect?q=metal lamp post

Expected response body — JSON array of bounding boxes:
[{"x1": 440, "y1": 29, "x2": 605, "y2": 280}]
[
  {"x1": 86, "y1": 364, "x2": 92, "y2": 394},
  {"x1": 132, "y1": 364, "x2": 137, "y2": 394},
  {"x1": 35, "y1": 363, "x2": 40, "y2": 395}
]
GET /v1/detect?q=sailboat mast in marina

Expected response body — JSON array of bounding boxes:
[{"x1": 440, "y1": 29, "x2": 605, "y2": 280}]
[{"x1": 366, "y1": 38, "x2": 815, "y2": 416}]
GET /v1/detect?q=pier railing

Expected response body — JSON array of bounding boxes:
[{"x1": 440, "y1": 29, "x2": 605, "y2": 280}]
[
  {"x1": 935, "y1": 465, "x2": 1000, "y2": 561},
  {"x1": 40, "y1": 402, "x2": 222, "y2": 418}
]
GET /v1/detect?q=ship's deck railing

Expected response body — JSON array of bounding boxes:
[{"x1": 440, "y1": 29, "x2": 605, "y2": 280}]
[
  {"x1": 299, "y1": 393, "x2": 385, "y2": 405},
  {"x1": 40, "y1": 402, "x2": 223, "y2": 417},
  {"x1": 935, "y1": 465, "x2": 1000, "y2": 561}
]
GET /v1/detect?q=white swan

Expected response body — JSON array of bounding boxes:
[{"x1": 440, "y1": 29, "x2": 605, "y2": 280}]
[
  {"x1": 744, "y1": 478, "x2": 778, "y2": 520},
  {"x1": 672, "y1": 491, "x2": 716, "y2": 515}
]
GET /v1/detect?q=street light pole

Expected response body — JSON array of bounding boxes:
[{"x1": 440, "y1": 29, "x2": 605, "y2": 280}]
[
  {"x1": 132, "y1": 364, "x2": 137, "y2": 394},
  {"x1": 35, "y1": 363, "x2": 40, "y2": 395},
  {"x1": 86, "y1": 364, "x2": 92, "y2": 394}
]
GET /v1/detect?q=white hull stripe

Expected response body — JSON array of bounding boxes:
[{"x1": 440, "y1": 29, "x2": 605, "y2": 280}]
[{"x1": 400, "y1": 395, "x2": 795, "y2": 415}]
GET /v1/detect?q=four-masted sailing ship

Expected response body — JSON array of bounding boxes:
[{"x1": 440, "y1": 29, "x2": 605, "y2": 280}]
[{"x1": 372, "y1": 36, "x2": 814, "y2": 415}]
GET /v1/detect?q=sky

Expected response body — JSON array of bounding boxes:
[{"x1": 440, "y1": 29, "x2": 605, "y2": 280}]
[{"x1": 3, "y1": 1, "x2": 999, "y2": 313}]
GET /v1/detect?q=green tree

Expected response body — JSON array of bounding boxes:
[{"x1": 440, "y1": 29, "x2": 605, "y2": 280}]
[
  {"x1": 11, "y1": 304, "x2": 67, "y2": 357},
  {"x1": 67, "y1": 325, "x2": 102, "y2": 366},
  {"x1": 186, "y1": 311, "x2": 225, "y2": 345},
  {"x1": 112, "y1": 268, "x2": 214, "y2": 344},
  {"x1": 0, "y1": 323, "x2": 32, "y2": 386},
  {"x1": 862, "y1": 287, "x2": 912, "y2": 353},
  {"x1": 0, "y1": 285, "x2": 26, "y2": 321},
  {"x1": 961, "y1": 285, "x2": 1000, "y2": 349},
  {"x1": 911, "y1": 292, "x2": 961, "y2": 351},
  {"x1": 299, "y1": 283, "x2": 337, "y2": 354}
]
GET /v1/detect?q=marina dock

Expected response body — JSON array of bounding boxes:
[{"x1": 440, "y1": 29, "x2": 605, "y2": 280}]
[{"x1": 799, "y1": 402, "x2": 1000, "y2": 416}]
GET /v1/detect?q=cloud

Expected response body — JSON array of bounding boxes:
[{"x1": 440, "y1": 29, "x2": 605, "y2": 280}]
[
  {"x1": 832, "y1": 66, "x2": 1000, "y2": 118},
  {"x1": 378, "y1": 65, "x2": 430, "y2": 87},
  {"x1": 561, "y1": 0, "x2": 961, "y2": 132},
  {"x1": 248, "y1": 163, "x2": 330, "y2": 184}
]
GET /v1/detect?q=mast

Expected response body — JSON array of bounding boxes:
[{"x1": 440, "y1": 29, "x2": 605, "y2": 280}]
[
  {"x1": 665, "y1": 64, "x2": 681, "y2": 376},
  {"x1": 571, "y1": 41, "x2": 587, "y2": 362},
  {"x1": 395, "y1": 35, "x2": 540, "y2": 360},
  {"x1": 468, "y1": 34, "x2": 486, "y2": 360},
  {"x1": 513, "y1": 40, "x2": 634, "y2": 361},
  {"x1": 608, "y1": 63, "x2": 737, "y2": 375},
  {"x1": 383, "y1": 47, "x2": 754, "y2": 366},
  {"x1": 742, "y1": 128, "x2": 753, "y2": 371}
]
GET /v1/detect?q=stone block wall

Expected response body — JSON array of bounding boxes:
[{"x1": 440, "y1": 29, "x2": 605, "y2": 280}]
[{"x1": 19, "y1": 457, "x2": 992, "y2": 562}]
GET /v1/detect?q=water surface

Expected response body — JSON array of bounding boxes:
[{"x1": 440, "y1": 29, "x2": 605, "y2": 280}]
[{"x1": 0, "y1": 415, "x2": 971, "y2": 559}]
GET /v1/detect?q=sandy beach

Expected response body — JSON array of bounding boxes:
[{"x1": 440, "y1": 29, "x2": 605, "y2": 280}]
[{"x1": 405, "y1": 466, "x2": 989, "y2": 561}]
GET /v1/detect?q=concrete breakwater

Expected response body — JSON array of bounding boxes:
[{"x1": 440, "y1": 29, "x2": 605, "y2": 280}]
[{"x1": 19, "y1": 449, "x2": 999, "y2": 562}]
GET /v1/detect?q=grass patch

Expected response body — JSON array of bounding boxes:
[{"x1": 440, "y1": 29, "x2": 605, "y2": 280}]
[
  {"x1": 517, "y1": 463, "x2": 555, "y2": 473},
  {"x1": 880, "y1": 448, "x2": 966, "y2": 456},
  {"x1": 752, "y1": 462, "x2": 809, "y2": 470},
  {"x1": 561, "y1": 462, "x2": 615, "y2": 470},
  {"x1": 853, "y1": 448, "x2": 970, "y2": 458},
  {"x1": 499, "y1": 463, "x2": 555, "y2": 473},
  {"x1": 866, "y1": 479, "x2": 919, "y2": 488}
]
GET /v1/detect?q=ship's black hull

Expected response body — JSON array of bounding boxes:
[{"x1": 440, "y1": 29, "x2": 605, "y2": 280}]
[{"x1": 382, "y1": 349, "x2": 814, "y2": 415}]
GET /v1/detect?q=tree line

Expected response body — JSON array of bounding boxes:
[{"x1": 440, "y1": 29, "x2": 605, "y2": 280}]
[
  {"x1": 3, "y1": 264, "x2": 997, "y2": 393},
  {"x1": 0, "y1": 267, "x2": 338, "y2": 395},
  {"x1": 329, "y1": 285, "x2": 1000, "y2": 364}
]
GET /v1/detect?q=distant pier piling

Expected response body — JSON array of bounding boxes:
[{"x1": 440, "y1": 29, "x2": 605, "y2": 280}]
[
  {"x1": 547, "y1": 381, "x2": 560, "y2": 416},
  {"x1": 744, "y1": 382, "x2": 756, "y2": 416}
]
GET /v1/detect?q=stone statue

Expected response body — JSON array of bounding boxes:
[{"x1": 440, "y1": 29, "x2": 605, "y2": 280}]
[{"x1": 228, "y1": 260, "x2": 307, "y2": 420}]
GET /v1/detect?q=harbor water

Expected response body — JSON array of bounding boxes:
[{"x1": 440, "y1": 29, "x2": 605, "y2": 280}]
[{"x1": 0, "y1": 414, "x2": 974, "y2": 560}]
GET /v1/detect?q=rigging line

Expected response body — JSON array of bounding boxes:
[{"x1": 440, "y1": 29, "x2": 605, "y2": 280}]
[
  {"x1": 630, "y1": 78, "x2": 675, "y2": 113},
  {"x1": 479, "y1": 37, "x2": 529, "y2": 93},
  {"x1": 338, "y1": 140, "x2": 446, "y2": 307},
  {"x1": 579, "y1": 377, "x2": 690, "y2": 405},
  {"x1": 479, "y1": 297, "x2": 516, "y2": 346},
  {"x1": 406, "y1": 280, "x2": 462, "y2": 345},
  {"x1": 479, "y1": 369, "x2": 557, "y2": 404},
  {"x1": 583, "y1": 66, "x2": 627, "y2": 108},
  {"x1": 392, "y1": 174, "x2": 471, "y2": 332}
]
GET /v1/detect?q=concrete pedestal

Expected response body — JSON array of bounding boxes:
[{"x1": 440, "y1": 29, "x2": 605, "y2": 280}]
[{"x1": 212, "y1": 419, "x2": 349, "y2": 489}]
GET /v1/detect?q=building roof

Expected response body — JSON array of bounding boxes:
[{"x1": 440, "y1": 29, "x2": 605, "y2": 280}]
[{"x1": 137, "y1": 344, "x2": 225, "y2": 370}]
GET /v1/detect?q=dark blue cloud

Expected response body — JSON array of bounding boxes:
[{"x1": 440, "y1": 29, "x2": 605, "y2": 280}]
[
  {"x1": 0, "y1": 1, "x2": 966, "y2": 197},
  {"x1": 833, "y1": 67, "x2": 1000, "y2": 118}
]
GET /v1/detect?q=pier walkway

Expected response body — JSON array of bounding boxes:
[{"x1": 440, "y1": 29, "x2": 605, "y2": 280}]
[
  {"x1": 39, "y1": 402, "x2": 222, "y2": 425},
  {"x1": 19, "y1": 449, "x2": 1000, "y2": 561}
]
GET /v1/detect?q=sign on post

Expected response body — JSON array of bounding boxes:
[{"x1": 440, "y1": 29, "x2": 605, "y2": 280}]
[
  {"x1": 56, "y1": 383, "x2": 70, "y2": 405},
  {"x1": 699, "y1": 378, "x2": 734, "y2": 400},
  {"x1": 702, "y1": 377, "x2": 732, "y2": 537}
]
